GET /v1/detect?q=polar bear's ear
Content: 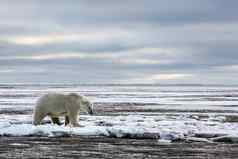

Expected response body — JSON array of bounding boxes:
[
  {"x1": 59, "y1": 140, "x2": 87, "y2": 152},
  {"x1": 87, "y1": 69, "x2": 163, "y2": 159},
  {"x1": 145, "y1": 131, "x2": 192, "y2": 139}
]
[
  {"x1": 68, "y1": 93, "x2": 83, "y2": 100},
  {"x1": 69, "y1": 93, "x2": 79, "y2": 98}
]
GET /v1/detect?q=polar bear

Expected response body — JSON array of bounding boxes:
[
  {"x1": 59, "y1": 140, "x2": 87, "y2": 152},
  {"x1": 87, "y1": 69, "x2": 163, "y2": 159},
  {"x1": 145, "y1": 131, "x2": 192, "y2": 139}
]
[{"x1": 33, "y1": 93, "x2": 93, "y2": 127}]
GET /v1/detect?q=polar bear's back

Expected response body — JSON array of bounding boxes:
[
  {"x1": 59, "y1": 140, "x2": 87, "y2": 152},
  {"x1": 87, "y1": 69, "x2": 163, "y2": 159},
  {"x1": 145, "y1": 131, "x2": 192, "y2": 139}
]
[{"x1": 35, "y1": 93, "x2": 68, "y2": 114}]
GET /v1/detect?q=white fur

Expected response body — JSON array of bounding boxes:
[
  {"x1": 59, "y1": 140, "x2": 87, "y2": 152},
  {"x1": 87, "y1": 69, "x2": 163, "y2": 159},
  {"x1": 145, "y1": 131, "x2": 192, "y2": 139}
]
[{"x1": 33, "y1": 93, "x2": 92, "y2": 127}]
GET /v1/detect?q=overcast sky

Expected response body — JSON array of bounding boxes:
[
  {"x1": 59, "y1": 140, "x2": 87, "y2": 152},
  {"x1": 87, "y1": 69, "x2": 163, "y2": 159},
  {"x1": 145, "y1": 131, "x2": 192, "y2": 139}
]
[{"x1": 0, "y1": 0, "x2": 238, "y2": 84}]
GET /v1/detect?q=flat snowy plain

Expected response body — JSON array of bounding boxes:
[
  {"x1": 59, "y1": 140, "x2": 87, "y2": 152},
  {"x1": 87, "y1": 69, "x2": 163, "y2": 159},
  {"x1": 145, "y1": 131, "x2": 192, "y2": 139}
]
[{"x1": 1, "y1": 84, "x2": 238, "y2": 158}]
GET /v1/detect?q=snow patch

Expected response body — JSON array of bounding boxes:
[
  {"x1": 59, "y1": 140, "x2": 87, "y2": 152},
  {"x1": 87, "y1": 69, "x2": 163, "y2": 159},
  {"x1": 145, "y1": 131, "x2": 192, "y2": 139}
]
[{"x1": 0, "y1": 115, "x2": 238, "y2": 142}]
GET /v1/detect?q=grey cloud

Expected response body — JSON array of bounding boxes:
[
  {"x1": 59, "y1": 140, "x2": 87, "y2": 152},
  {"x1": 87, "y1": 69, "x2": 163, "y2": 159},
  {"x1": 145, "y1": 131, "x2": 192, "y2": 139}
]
[
  {"x1": 0, "y1": 0, "x2": 237, "y2": 35},
  {"x1": 0, "y1": 0, "x2": 238, "y2": 84}
]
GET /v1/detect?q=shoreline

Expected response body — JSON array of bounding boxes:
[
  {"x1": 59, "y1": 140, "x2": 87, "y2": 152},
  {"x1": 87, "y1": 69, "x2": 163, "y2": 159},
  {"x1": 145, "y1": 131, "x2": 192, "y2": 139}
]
[{"x1": 1, "y1": 136, "x2": 238, "y2": 159}]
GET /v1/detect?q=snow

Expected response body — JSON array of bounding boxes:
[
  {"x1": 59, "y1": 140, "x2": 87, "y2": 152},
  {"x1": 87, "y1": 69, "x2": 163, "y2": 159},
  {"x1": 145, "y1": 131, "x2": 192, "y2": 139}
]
[
  {"x1": 1, "y1": 84, "x2": 238, "y2": 142},
  {"x1": 0, "y1": 115, "x2": 238, "y2": 142}
]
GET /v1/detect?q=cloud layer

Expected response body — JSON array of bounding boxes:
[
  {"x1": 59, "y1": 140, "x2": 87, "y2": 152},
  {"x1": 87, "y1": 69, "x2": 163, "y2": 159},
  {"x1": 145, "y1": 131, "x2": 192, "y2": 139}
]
[{"x1": 0, "y1": 0, "x2": 238, "y2": 84}]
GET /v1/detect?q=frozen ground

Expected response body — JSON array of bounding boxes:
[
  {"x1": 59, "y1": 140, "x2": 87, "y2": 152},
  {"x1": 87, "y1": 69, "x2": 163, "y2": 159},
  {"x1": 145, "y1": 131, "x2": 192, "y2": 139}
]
[{"x1": 0, "y1": 84, "x2": 238, "y2": 158}]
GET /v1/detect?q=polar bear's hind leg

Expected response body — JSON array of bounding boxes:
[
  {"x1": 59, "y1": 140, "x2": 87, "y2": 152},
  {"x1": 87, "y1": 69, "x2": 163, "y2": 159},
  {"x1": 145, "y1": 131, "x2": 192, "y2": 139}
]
[{"x1": 65, "y1": 116, "x2": 70, "y2": 126}]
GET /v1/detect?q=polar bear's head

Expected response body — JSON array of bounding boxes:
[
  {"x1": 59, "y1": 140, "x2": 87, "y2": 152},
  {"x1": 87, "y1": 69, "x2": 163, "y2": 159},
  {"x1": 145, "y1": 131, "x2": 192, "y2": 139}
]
[
  {"x1": 69, "y1": 93, "x2": 94, "y2": 115},
  {"x1": 80, "y1": 97, "x2": 94, "y2": 115}
]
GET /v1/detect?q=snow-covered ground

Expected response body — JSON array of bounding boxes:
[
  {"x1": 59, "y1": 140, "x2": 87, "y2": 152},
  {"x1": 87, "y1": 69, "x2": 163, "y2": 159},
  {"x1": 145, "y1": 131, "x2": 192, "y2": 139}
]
[
  {"x1": 0, "y1": 84, "x2": 238, "y2": 142},
  {"x1": 0, "y1": 115, "x2": 238, "y2": 142}
]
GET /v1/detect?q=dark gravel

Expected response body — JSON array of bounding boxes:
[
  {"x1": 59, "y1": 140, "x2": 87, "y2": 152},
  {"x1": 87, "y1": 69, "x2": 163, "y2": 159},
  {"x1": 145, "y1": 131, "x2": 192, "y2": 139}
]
[{"x1": 0, "y1": 137, "x2": 238, "y2": 159}]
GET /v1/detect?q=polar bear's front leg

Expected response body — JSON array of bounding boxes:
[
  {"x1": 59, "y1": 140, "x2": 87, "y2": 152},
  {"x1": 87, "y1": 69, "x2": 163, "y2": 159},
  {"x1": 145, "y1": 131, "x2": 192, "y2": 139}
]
[
  {"x1": 68, "y1": 110, "x2": 80, "y2": 127},
  {"x1": 33, "y1": 110, "x2": 47, "y2": 125}
]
